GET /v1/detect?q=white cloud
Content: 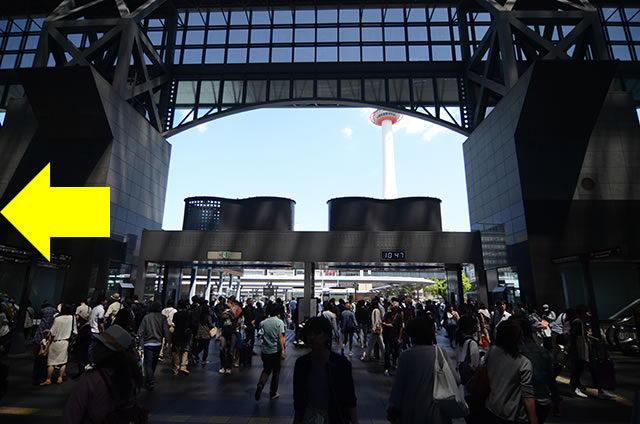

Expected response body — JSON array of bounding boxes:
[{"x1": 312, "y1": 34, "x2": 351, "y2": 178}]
[
  {"x1": 393, "y1": 114, "x2": 447, "y2": 142},
  {"x1": 342, "y1": 127, "x2": 353, "y2": 139},
  {"x1": 196, "y1": 123, "x2": 208, "y2": 133}
]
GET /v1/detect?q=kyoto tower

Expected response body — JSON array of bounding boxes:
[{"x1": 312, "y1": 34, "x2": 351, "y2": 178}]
[{"x1": 370, "y1": 110, "x2": 403, "y2": 199}]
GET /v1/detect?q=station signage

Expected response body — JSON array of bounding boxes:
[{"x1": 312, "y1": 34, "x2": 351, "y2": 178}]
[{"x1": 207, "y1": 251, "x2": 242, "y2": 260}]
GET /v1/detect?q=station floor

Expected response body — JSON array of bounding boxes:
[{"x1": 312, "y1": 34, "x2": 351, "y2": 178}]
[{"x1": 0, "y1": 330, "x2": 637, "y2": 423}]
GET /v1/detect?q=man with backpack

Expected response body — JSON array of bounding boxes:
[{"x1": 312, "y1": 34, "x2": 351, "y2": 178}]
[{"x1": 218, "y1": 306, "x2": 237, "y2": 374}]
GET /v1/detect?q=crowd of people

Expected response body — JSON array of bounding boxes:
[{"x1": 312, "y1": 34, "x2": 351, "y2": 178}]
[{"x1": 0, "y1": 291, "x2": 622, "y2": 424}]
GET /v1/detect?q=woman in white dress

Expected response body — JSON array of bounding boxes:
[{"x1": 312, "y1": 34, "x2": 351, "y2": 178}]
[{"x1": 41, "y1": 304, "x2": 77, "y2": 386}]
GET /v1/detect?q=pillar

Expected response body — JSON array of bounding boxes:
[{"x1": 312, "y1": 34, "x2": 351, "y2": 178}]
[
  {"x1": 303, "y1": 262, "x2": 315, "y2": 319},
  {"x1": 381, "y1": 119, "x2": 398, "y2": 199},
  {"x1": 188, "y1": 266, "x2": 198, "y2": 300},
  {"x1": 445, "y1": 264, "x2": 464, "y2": 309},
  {"x1": 204, "y1": 268, "x2": 213, "y2": 302}
]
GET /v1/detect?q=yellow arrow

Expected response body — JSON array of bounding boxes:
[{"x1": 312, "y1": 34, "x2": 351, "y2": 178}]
[{"x1": 0, "y1": 163, "x2": 110, "y2": 261}]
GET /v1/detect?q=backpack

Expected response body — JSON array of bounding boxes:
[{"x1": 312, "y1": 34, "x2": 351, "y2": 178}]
[
  {"x1": 220, "y1": 310, "x2": 236, "y2": 337},
  {"x1": 458, "y1": 337, "x2": 476, "y2": 385}
]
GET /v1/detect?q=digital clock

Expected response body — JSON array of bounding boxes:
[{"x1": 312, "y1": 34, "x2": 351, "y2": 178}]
[{"x1": 381, "y1": 250, "x2": 406, "y2": 261}]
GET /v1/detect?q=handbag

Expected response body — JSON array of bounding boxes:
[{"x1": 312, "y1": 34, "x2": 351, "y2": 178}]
[
  {"x1": 458, "y1": 338, "x2": 475, "y2": 385},
  {"x1": 433, "y1": 346, "x2": 469, "y2": 418},
  {"x1": 38, "y1": 332, "x2": 52, "y2": 357},
  {"x1": 466, "y1": 349, "x2": 490, "y2": 400}
]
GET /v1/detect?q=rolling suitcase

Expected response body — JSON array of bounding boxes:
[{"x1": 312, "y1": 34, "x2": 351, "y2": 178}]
[{"x1": 239, "y1": 342, "x2": 253, "y2": 367}]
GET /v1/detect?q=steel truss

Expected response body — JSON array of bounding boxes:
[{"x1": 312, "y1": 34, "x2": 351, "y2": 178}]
[
  {"x1": 1, "y1": 0, "x2": 637, "y2": 136},
  {"x1": 462, "y1": 0, "x2": 609, "y2": 127},
  {"x1": 33, "y1": 0, "x2": 171, "y2": 131}
]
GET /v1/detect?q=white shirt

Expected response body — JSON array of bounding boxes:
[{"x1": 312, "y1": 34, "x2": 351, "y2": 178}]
[
  {"x1": 161, "y1": 307, "x2": 177, "y2": 326},
  {"x1": 89, "y1": 304, "x2": 105, "y2": 334}
]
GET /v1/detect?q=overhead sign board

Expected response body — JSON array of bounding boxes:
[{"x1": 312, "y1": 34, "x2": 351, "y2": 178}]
[{"x1": 207, "y1": 251, "x2": 242, "y2": 260}]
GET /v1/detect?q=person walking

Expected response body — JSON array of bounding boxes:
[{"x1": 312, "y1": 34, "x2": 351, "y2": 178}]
[
  {"x1": 568, "y1": 305, "x2": 616, "y2": 400},
  {"x1": 137, "y1": 301, "x2": 170, "y2": 390},
  {"x1": 171, "y1": 299, "x2": 192, "y2": 376},
  {"x1": 387, "y1": 316, "x2": 454, "y2": 424},
  {"x1": 40, "y1": 304, "x2": 77, "y2": 386},
  {"x1": 361, "y1": 297, "x2": 385, "y2": 362},
  {"x1": 193, "y1": 304, "x2": 214, "y2": 366},
  {"x1": 489, "y1": 300, "x2": 512, "y2": 342},
  {"x1": 320, "y1": 301, "x2": 340, "y2": 348},
  {"x1": 255, "y1": 303, "x2": 286, "y2": 401},
  {"x1": 62, "y1": 325, "x2": 142, "y2": 424},
  {"x1": 456, "y1": 316, "x2": 481, "y2": 424},
  {"x1": 444, "y1": 304, "x2": 460, "y2": 348},
  {"x1": 485, "y1": 319, "x2": 538, "y2": 424},
  {"x1": 218, "y1": 306, "x2": 237, "y2": 374},
  {"x1": 88, "y1": 296, "x2": 108, "y2": 360},
  {"x1": 104, "y1": 293, "x2": 122, "y2": 327},
  {"x1": 355, "y1": 300, "x2": 370, "y2": 349},
  {"x1": 293, "y1": 316, "x2": 359, "y2": 424},
  {"x1": 382, "y1": 305, "x2": 403, "y2": 376},
  {"x1": 340, "y1": 303, "x2": 358, "y2": 357}
]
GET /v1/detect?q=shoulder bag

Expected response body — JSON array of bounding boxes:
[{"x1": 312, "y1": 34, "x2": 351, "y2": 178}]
[
  {"x1": 466, "y1": 349, "x2": 490, "y2": 400},
  {"x1": 433, "y1": 345, "x2": 469, "y2": 418}
]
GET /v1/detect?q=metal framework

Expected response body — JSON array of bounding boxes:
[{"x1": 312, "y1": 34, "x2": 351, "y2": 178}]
[{"x1": 0, "y1": 0, "x2": 639, "y2": 136}]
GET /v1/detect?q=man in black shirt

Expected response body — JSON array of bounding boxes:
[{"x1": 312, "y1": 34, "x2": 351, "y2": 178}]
[
  {"x1": 171, "y1": 299, "x2": 191, "y2": 376},
  {"x1": 243, "y1": 298, "x2": 257, "y2": 347}
]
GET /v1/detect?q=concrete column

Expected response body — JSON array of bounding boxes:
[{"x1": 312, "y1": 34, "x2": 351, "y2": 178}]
[
  {"x1": 161, "y1": 262, "x2": 170, "y2": 306},
  {"x1": 303, "y1": 262, "x2": 315, "y2": 319},
  {"x1": 204, "y1": 268, "x2": 213, "y2": 302},
  {"x1": 445, "y1": 265, "x2": 463, "y2": 309},
  {"x1": 174, "y1": 267, "x2": 183, "y2": 305},
  {"x1": 188, "y1": 266, "x2": 198, "y2": 300},
  {"x1": 217, "y1": 272, "x2": 224, "y2": 294},
  {"x1": 381, "y1": 119, "x2": 398, "y2": 199}
]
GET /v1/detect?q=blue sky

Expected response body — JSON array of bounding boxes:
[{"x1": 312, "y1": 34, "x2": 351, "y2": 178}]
[{"x1": 162, "y1": 107, "x2": 471, "y2": 232}]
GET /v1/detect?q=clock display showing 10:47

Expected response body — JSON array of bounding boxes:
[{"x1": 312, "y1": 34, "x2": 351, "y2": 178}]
[{"x1": 381, "y1": 251, "x2": 406, "y2": 261}]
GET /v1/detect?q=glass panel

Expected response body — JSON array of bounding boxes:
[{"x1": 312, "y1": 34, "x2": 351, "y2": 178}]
[
  {"x1": 409, "y1": 45, "x2": 429, "y2": 61},
  {"x1": 20, "y1": 53, "x2": 34, "y2": 68},
  {"x1": 273, "y1": 28, "x2": 293, "y2": 43},
  {"x1": 293, "y1": 80, "x2": 313, "y2": 98},
  {"x1": 340, "y1": 9, "x2": 360, "y2": 23},
  {"x1": 407, "y1": 8, "x2": 427, "y2": 23},
  {"x1": 222, "y1": 80, "x2": 244, "y2": 104},
  {"x1": 364, "y1": 79, "x2": 385, "y2": 102},
  {"x1": 430, "y1": 8, "x2": 450, "y2": 22},
  {"x1": 272, "y1": 47, "x2": 292, "y2": 62},
  {"x1": 199, "y1": 81, "x2": 220, "y2": 104},
  {"x1": 296, "y1": 10, "x2": 315, "y2": 24},
  {"x1": 611, "y1": 45, "x2": 632, "y2": 60},
  {"x1": 341, "y1": 79, "x2": 361, "y2": 100},
  {"x1": 6, "y1": 36, "x2": 22, "y2": 50},
  {"x1": 626, "y1": 8, "x2": 640, "y2": 22},
  {"x1": 386, "y1": 45, "x2": 406, "y2": 61},
  {"x1": 432, "y1": 45, "x2": 453, "y2": 60},
  {"x1": 25, "y1": 35, "x2": 39, "y2": 49},
  {"x1": 318, "y1": 27, "x2": 337, "y2": 42},
  {"x1": 384, "y1": 26, "x2": 405, "y2": 42},
  {"x1": 188, "y1": 12, "x2": 206, "y2": 26},
  {"x1": 408, "y1": 27, "x2": 428, "y2": 41},
  {"x1": 317, "y1": 80, "x2": 338, "y2": 97},
  {"x1": 207, "y1": 30, "x2": 226, "y2": 44},
  {"x1": 230, "y1": 11, "x2": 249, "y2": 25},
  {"x1": 606, "y1": 25, "x2": 627, "y2": 41},
  {"x1": 317, "y1": 46, "x2": 338, "y2": 61},
  {"x1": 295, "y1": 28, "x2": 315, "y2": 42},
  {"x1": 602, "y1": 8, "x2": 622, "y2": 22},
  {"x1": 362, "y1": 27, "x2": 382, "y2": 42},
  {"x1": 340, "y1": 27, "x2": 360, "y2": 42},
  {"x1": 431, "y1": 26, "x2": 451, "y2": 41},
  {"x1": 389, "y1": 79, "x2": 410, "y2": 102},
  {"x1": 246, "y1": 80, "x2": 267, "y2": 103},
  {"x1": 209, "y1": 11, "x2": 228, "y2": 26},
  {"x1": 269, "y1": 80, "x2": 290, "y2": 100},
  {"x1": 176, "y1": 81, "x2": 198, "y2": 104},
  {"x1": 205, "y1": 48, "x2": 225, "y2": 63},
  {"x1": 229, "y1": 29, "x2": 248, "y2": 44},
  {"x1": 251, "y1": 29, "x2": 270, "y2": 43},
  {"x1": 474, "y1": 25, "x2": 489, "y2": 40},
  {"x1": 362, "y1": 45, "x2": 383, "y2": 61},
  {"x1": 362, "y1": 9, "x2": 382, "y2": 23},
  {"x1": 340, "y1": 46, "x2": 360, "y2": 61},
  {"x1": 437, "y1": 78, "x2": 459, "y2": 102},
  {"x1": 318, "y1": 9, "x2": 338, "y2": 24},
  {"x1": 147, "y1": 31, "x2": 163, "y2": 46},
  {"x1": 412, "y1": 78, "x2": 434, "y2": 102},
  {"x1": 384, "y1": 8, "x2": 405, "y2": 23},
  {"x1": 274, "y1": 10, "x2": 293, "y2": 24},
  {"x1": 185, "y1": 30, "x2": 204, "y2": 44},
  {"x1": 249, "y1": 47, "x2": 269, "y2": 62},
  {"x1": 294, "y1": 47, "x2": 314, "y2": 62},
  {"x1": 182, "y1": 48, "x2": 202, "y2": 64},
  {"x1": 12, "y1": 19, "x2": 28, "y2": 32},
  {"x1": 227, "y1": 48, "x2": 247, "y2": 63},
  {"x1": 252, "y1": 11, "x2": 270, "y2": 25}
]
